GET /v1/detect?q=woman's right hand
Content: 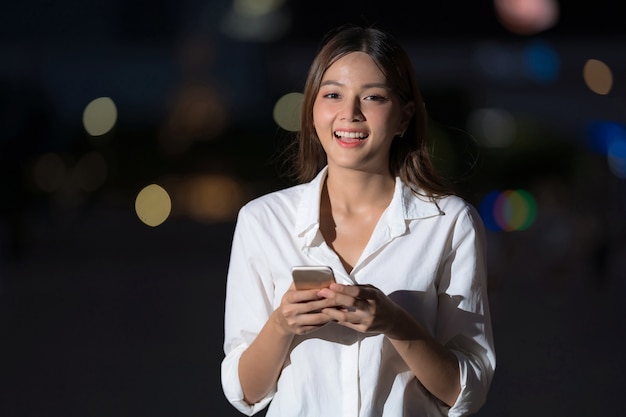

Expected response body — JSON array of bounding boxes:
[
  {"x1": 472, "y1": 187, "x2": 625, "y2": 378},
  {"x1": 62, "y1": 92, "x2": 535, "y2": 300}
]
[
  {"x1": 239, "y1": 283, "x2": 337, "y2": 404},
  {"x1": 272, "y1": 284, "x2": 338, "y2": 335}
]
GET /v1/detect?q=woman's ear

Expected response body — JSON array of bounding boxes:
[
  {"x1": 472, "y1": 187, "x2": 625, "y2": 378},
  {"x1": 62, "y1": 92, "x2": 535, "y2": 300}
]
[{"x1": 397, "y1": 101, "x2": 415, "y2": 136}]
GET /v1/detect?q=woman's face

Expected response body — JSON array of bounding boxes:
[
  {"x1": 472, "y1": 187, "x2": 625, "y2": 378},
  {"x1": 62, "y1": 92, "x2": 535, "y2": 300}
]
[{"x1": 312, "y1": 51, "x2": 411, "y2": 174}]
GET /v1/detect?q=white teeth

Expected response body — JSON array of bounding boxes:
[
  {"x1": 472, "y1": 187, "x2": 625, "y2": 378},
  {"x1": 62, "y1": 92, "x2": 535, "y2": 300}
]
[{"x1": 334, "y1": 131, "x2": 367, "y2": 139}]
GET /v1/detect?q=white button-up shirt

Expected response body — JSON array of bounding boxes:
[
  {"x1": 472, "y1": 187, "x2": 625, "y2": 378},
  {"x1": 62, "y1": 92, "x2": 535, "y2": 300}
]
[{"x1": 221, "y1": 167, "x2": 495, "y2": 417}]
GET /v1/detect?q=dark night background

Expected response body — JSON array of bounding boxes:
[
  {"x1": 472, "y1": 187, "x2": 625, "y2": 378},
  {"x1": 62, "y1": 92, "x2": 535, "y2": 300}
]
[{"x1": 1, "y1": 1, "x2": 625, "y2": 416}]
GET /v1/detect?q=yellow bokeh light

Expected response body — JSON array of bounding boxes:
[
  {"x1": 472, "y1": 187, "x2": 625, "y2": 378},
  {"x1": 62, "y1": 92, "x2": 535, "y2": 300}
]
[
  {"x1": 135, "y1": 184, "x2": 172, "y2": 227},
  {"x1": 32, "y1": 152, "x2": 66, "y2": 193},
  {"x1": 159, "y1": 83, "x2": 229, "y2": 156},
  {"x1": 83, "y1": 97, "x2": 118, "y2": 137},
  {"x1": 273, "y1": 92, "x2": 303, "y2": 132},
  {"x1": 177, "y1": 174, "x2": 246, "y2": 223},
  {"x1": 583, "y1": 59, "x2": 613, "y2": 95}
]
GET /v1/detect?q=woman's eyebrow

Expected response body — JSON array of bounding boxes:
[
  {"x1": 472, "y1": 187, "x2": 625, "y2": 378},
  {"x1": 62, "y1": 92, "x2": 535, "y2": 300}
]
[
  {"x1": 320, "y1": 80, "x2": 390, "y2": 90},
  {"x1": 362, "y1": 82, "x2": 391, "y2": 90},
  {"x1": 320, "y1": 80, "x2": 343, "y2": 87}
]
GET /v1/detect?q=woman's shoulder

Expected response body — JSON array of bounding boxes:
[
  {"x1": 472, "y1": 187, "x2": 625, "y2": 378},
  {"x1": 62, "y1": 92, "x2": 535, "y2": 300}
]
[
  {"x1": 434, "y1": 193, "x2": 481, "y2": 220},
  {"x1": 240, "y1": 182, "x2": 308, "y2": 215}
]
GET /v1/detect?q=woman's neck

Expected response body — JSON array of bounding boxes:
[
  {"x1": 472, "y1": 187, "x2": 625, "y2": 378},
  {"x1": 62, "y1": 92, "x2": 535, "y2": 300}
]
[{"x1": 323, "y1": 167, "x2": 395, "y2": 215}]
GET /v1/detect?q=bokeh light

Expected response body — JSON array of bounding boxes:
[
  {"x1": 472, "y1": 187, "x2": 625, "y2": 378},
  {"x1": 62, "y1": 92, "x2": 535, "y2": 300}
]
[
  {"x1": 583, "y1": 59, "x2": 613, "y2": 95},
  {"x1": 174, "y1": 174, "x2": 246, "y2": 223},
  {"x1": 474, "y1": 42, "x2": 527, "y2": 82},
  {"x1": 135, "y1": 184, "x2": 172, "y2": 227},
  {"x1": 524, "y1": 40, "x2": 560, "y2": 83},
  {"x1": 83, "y1": 97, "x2": 118, "y2": 137},
  {"x1": 608, "y1": 139, "x2": 626, "y2": 178},
  {"x1": 273, "y1": 92, "x2": 303, "y2": 132},
  {"x1": 588, "y1": 121, "x2": 626, "y2": 178},
  {"x1": 587, "y1": 120, "x2": 626, "y2": 154},
  {"x1": 220, "y1": 0, "x2": 291, "y2": 42},
  {"x1": 32, "y1": 153, "x2": 66, "y2": 193},
  {"x1": 467, "y1": 108, "x2": 516, "y2": 148},
  {"x1": 159, "y1": 83, "x2": 229, "y2": 155},
  {"x1": 494, "y1": 0, "x2": 559, "y2": 35},
  {"x1": 480, "y1": 189, "x2": 537, "y2": 232},
  {"x1": 234, "y1": 0, "x2": 286, "y2": 15}
]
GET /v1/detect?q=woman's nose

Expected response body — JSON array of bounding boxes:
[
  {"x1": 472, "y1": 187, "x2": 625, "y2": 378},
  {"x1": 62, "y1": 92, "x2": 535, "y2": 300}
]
[{"x1": 340, "y1": 98, "x2": 364, "y2": 121}]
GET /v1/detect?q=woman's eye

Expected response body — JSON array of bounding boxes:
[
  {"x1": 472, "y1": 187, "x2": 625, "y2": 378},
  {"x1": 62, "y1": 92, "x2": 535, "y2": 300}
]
[
  {"x1": 322, "y1": 92, "x2": 340, "y2": 99},
  {"x1": 365, "y1": 95, "x2": 388, "y2": 102}
]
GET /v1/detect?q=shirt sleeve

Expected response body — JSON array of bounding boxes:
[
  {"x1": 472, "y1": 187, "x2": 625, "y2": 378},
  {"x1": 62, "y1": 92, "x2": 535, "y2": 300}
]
[
  {"x1": 435, "y1": 204, "x2": 496, "y2": 417},
  {"x1": 221, "y1": 205, "x2": 277, "y2": 415}
]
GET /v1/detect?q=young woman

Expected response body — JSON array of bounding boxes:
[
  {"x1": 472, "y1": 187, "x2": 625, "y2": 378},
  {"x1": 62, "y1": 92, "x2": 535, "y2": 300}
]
[{"x1": 221, "y1": 25, "x2": 495, "y2": 417}]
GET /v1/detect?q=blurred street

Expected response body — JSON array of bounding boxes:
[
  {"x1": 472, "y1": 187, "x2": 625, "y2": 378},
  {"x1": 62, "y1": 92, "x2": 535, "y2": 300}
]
[
  {"x1": 2, "y1": 1, "x2": 626, "y2": 416},
  {"x1": 1, "y1": 205, "x2": 234, "y2": 416}
]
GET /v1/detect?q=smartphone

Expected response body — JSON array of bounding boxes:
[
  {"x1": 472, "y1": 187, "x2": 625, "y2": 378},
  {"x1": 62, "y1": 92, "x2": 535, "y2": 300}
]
[{"x1": 291, "y1": 265, "x2": 335, "y2": 290}]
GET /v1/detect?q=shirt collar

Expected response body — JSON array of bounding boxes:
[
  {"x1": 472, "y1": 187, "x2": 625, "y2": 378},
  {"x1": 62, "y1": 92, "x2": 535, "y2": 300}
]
[
  {"x1": 294, "y1": 166, "x2": 328, "y2": 242},
  {"x1": 399, "y1": 178, "x2": 445, "y2": 220},
  {"x1": 294, "y1": 166, "x2": 445, "y2": 246}
]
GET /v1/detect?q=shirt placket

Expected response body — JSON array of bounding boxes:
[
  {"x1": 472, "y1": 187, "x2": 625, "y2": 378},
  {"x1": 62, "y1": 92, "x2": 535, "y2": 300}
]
[
  {"x1": 341, "y1": 334, "x2": 361, "y2": 417},
  {"x1": 303, "y1": 232, "x2": 355, "y2": 285}
]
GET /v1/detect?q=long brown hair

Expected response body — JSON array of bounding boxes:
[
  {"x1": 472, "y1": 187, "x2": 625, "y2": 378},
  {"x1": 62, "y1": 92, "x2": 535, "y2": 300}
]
[{"x1": 289, "y1": 24, "x2": 451, "y2": 198}]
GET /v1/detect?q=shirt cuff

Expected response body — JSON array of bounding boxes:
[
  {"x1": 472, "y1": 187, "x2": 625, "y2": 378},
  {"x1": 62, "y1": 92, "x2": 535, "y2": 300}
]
[
  {"x1": 445, "y1": 350, "x2": 488, "y2": 417},
  {"x1": 221, "y1": 344, "x2": 275, "y2": 416}
]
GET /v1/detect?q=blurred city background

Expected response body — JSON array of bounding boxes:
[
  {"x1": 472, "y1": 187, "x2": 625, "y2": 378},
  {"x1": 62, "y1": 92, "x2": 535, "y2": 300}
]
[{"x1": 1, "y1": 1, "x2": 625, "y2": 416}]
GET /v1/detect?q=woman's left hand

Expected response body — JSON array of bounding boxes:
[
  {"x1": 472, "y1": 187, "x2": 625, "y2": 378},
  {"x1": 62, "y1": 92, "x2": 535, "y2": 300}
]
[{"x1": 317, "y1": 283, "x2": 398, "y2": 335}]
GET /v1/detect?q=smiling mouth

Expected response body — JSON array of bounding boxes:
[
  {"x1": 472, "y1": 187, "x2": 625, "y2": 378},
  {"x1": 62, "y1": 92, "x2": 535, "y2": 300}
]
[{"x1": 334, "y1": 130, "x2": 368, "y2": 141}]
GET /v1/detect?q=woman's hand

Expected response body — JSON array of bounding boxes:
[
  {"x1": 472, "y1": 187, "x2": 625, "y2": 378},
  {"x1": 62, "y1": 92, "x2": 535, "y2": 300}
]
[
  {"x1": 317, "y1": 283, "x2": 401, "y2": 335},
  {"x1": 273, "y1": 284, "x2": 340, "y2": 335},
  {"x1": 318, "y1": 283, "x2": 461, "y2": 406},
  {"x1": 238, "y1": 283, "x2": 339, "y2": 404}
]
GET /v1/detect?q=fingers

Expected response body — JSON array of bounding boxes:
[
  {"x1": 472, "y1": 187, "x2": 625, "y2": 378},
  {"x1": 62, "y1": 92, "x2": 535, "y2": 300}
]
[
  {"x1": 278, "y1": 288, "x2": 339, "y2": 335},
  {"x1": 321, "y1": 301, "x2": 374, "y2": 333},
  {"x1": 280, "y1": 284, "x2": 384, "y2": 335},
  {"x1": 317, "y1": 284, "x2": 383, "y2": 332},
  {"x1": 286, "y1": 288, "x2": 328, "y2": 304},
  {"x1": 328, "y1": 282, "x2": 360, "y2": 297},
  {"x1": 320, "y1": 284, "x2": 377, "y2": 308},
  {"x1": 327, "y1": 283, "x2": 377, "y2": 299},
  {"x1": 280, "y1": 311, "x2": 334, "y2": 336}
]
